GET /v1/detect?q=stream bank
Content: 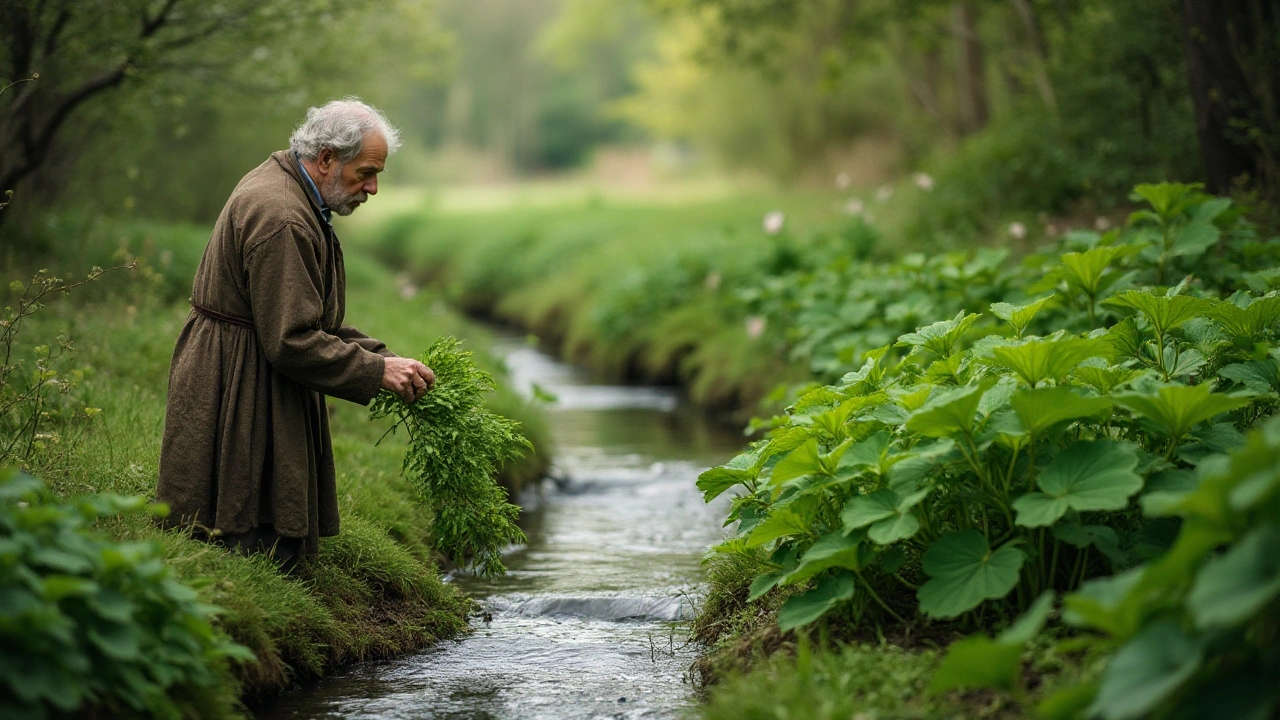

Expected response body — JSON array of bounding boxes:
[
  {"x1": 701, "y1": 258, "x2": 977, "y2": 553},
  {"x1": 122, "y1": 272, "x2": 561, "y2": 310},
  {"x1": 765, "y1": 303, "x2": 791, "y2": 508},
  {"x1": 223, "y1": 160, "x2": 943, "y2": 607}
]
[{"x1": 258, "y1": 331, "x2": 743, "y2": 719}]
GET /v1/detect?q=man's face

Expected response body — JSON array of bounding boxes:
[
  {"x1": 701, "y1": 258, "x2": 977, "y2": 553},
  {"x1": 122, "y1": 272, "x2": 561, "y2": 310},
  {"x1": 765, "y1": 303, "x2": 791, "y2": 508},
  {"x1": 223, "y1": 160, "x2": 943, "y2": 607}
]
[{"x1": 319, "y1": 131, "x2": 388, "y2": 216}]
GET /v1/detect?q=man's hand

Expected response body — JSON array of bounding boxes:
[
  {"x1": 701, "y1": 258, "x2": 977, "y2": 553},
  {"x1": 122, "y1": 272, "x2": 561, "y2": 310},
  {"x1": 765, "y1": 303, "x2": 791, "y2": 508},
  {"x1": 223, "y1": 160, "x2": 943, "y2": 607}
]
[{"x1": 382, "y1": 357, "x2": 436, "y2": 403}]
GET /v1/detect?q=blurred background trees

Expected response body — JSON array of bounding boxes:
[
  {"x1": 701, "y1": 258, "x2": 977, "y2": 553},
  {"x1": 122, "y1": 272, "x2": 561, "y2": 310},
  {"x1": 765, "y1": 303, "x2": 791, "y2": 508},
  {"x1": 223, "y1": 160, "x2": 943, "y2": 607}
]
[{"x1": 1, "y1": 0, "x2": 1276, "y2": 241}]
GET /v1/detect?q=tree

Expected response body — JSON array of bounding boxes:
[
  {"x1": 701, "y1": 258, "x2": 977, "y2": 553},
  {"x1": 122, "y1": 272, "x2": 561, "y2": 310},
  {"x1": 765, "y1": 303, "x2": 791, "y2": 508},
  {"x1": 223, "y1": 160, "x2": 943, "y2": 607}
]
[
  {"x1": 0, "y1": 0, "x2": 344, "y2": 221},
  {"x1": 1179, "y1": 0, "x2": 1280, "y2": 198}
]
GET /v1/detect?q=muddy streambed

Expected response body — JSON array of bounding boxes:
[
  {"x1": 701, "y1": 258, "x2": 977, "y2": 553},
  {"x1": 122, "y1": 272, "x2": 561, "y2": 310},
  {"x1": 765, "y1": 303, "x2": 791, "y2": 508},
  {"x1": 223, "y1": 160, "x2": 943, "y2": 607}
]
[{"x1": 259, "y1": 333, "x2": 742, "y2": 719}]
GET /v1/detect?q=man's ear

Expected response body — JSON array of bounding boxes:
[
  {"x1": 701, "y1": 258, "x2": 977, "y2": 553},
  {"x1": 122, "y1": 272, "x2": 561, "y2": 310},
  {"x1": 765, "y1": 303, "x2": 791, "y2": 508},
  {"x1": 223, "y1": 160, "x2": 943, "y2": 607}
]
[{"x1": 317, "y1": 148, "x2": 334, "y2": 174}]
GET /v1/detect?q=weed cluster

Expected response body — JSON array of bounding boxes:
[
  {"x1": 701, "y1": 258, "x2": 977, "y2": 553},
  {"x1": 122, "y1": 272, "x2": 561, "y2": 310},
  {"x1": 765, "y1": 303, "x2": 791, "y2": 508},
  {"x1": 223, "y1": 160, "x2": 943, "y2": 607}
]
[
  {"x1": 369, "y1": 337, "x2": 531, "y2": 576},
  {"x1": 695, "y1": 183, "x2": 1279, "y2": 716}
]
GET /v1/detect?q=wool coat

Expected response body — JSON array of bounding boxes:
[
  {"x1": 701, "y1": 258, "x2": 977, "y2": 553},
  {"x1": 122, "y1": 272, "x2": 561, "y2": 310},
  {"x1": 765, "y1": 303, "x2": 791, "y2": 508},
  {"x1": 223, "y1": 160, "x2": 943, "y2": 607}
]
[{"x1": 156, "y1": 151, "x2": 390, "y2": 554}]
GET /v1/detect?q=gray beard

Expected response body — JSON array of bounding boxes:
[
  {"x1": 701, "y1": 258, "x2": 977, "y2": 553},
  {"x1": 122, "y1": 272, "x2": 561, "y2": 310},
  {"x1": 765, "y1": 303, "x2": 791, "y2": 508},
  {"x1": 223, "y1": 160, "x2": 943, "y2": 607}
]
[{"x1": 320, "y1": 168, "x2": 367, "y2": 216}]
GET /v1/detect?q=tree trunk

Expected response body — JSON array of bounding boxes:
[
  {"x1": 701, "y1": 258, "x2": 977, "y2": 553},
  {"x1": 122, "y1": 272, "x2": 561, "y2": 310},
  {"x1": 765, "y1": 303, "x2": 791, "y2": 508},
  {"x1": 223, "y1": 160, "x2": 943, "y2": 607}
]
[
  {"x1": 953, "y1": 1, "x2": 989, "y2": 135},
  {"x1": 1179, "y1": 0, "x2": 1280, "y2": 195}
]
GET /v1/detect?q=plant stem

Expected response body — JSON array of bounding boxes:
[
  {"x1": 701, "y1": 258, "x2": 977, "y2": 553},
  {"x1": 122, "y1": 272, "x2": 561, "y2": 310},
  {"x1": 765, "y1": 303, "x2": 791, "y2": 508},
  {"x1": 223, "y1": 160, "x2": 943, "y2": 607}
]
[{"x1": 854, "y1": 567, "x2": 908, "y2": 625}]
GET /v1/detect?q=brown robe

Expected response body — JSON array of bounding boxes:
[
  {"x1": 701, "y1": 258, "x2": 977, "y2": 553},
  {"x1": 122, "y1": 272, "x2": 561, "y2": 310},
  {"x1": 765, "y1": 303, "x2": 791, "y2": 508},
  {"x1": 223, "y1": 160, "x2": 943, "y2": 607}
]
[{"x1": 157, "y1": 151, "x2": 390, "y2": 554}]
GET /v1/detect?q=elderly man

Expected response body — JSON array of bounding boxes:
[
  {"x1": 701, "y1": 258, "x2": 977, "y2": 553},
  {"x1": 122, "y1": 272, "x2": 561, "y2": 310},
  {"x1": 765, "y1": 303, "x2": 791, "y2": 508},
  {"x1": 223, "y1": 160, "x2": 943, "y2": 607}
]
[{"x1": 156, "y1": 98, "x2": 434, "y2": 571}]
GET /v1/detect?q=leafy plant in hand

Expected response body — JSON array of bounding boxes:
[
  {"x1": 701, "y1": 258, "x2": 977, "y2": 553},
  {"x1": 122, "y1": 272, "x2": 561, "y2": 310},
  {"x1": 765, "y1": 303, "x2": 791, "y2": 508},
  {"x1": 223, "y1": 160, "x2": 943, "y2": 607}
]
[{"x1": 370, "y1": 337, "x2": 530, "y2": 576}]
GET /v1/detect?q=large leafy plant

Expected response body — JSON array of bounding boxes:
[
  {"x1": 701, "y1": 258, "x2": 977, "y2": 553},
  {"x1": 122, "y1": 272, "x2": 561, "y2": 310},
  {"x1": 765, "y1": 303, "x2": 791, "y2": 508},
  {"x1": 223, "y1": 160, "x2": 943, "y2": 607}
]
[
  {"x1": 0, "y1": 469, "x2": 251, "y2": 718},
  {"x1": 369, "y1": 337, "x2": 531, "y2": 576},
  {"x1": 698, "y1": 183, "x2": 1278, "y2": 632},
  {"x1": 926, "y1": 416, "x2": 1280, "y2": 719}
]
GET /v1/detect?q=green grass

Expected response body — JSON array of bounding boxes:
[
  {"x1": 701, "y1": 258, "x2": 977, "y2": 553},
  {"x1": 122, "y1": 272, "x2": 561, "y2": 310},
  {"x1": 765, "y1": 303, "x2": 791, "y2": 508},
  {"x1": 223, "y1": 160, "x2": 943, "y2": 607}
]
[
  {"x1": 3, "y1": 214, "x2": 551, "y2": 715},
  {"x1": 344, "y1": 190, "x2": 855, "y2": 416}
]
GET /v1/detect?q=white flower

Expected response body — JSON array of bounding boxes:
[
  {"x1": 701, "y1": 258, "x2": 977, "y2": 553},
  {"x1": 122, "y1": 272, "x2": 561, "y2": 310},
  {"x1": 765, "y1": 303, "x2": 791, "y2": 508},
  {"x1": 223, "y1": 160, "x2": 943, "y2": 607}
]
[
  {"x1": 1095, "y1": 216, "x2": 1112, "y2": 231},
  {"x1": 913, "y1": 173, "x2": 935, "y2": 191},
  {"x1": 704, "y1": 272, "x2": 722, "y2": 290},
  {"x1": 843, "y1": 198, "x2": 865, "y2": 216},
  {"x1": 762, "y1": 211, "x2": 785, "y2": 235},
  {"x1": 745, "y1": 316, "x2": 767, "y2": 339},
  {"x1": 875, "y1": 185, "x2": 894, "y2": 202},
  {"x1": 835, "y1": 172, "x2": 852, "y2": 190},
  {"x1": 399, "y1": 284, "x2": 418, "y2": 300},
  {"x1": 1008, "y1": 222, "x2": 1027, "y2": 240}
]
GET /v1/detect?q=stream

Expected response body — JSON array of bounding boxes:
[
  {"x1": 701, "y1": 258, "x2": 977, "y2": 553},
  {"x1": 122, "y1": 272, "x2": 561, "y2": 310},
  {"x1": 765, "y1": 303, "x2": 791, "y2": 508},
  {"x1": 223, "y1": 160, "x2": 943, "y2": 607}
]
[{"x1": 259, "y1": 332, "x2": 743, "y2": 719}]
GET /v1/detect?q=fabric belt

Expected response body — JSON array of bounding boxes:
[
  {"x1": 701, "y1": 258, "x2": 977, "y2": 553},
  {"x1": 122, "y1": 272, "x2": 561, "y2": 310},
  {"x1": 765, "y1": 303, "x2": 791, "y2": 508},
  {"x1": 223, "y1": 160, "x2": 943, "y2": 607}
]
[{"x1": 192, "y1": 303, "x2": 254, "y2": 329}]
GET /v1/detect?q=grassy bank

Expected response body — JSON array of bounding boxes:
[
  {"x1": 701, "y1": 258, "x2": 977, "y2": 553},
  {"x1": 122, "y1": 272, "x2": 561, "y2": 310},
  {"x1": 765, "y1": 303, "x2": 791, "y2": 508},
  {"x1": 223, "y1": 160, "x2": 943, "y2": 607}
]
[
  {"x1": 356, "y1": 181, "x2": 1280, "y2": 718},
  {"x1": 2, "y1": 214, "x2": 551, "y2": 715},
  {"x1": 346, "y1": 188, "x2": 860, "y2": 418}
]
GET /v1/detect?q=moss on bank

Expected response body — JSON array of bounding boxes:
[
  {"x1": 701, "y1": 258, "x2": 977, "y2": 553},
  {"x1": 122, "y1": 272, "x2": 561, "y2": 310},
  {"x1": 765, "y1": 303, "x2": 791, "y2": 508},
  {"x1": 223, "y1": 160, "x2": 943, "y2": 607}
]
[{"x1": 4, "y1": 216, "x2": 550, "y2": 716}]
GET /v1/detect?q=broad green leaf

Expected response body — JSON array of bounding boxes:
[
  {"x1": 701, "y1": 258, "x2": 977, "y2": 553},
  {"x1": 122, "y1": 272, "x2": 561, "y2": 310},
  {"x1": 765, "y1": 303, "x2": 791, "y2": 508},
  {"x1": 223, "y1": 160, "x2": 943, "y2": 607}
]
[
  {"x1": 905, "y1": 378, "x2": 995, "y2": 438},
  {"x1": 1115, "y1": 384, "x2": 1252, "y2": 441},
  {"x1": 1062, "y1": 568, "x2": 1146, "y2": 637},
  {"x1": 1088, "y1": 620, "x2": 1204, "y2": 720},
  {"x1": 88, "y1": 621, "x2": 142, "y2": 661},
  {"x1": 783, "y1": 531, "x2": 865, "y2": 586},
  {"x1": 777, "y1": 571, "x2": 856, "y2": 631},
  {"x1": 1013, "y1": 440, "x2": 1142, "y2": 527},
  {"x1": 1072, "y1": 364, "x2": 1143, "y2": 394},
  {"x1": 1169, "y1": 221, "x2": 1219, "y2": 258},
  {"x1": 748, "y1": 569, "x2": 789, "y2": 602},
  {"x1": 868, "y1": 512, "x2": 920, "y2": 545},
  {"x1": 991, "y1": 337, "x2": 1111, "y2": 387},
  {"x1": 1038, "y1": 681, "x2": 1102, "y2": 720},
  {"x1": 927, "y1": 635, "x2": 1023, "y2": 693},
  {"x1": 1191, "y1": 196, "x2": 1231, "y2": 223},
  {"x1": 998, "y1": 590, "x2": 1056, "y2": 645},
  {"x1": 834, "y1": 431, "x2": 891, "y2": 478},
  {"x1": 1218, "y1": 359, "x2": 1280, "y2": 395},
  {"x1": 697, "y1": 467, "x2": 753, "y2": 502},
  {"x1": 1011, "y1": 386, "x2": 1112, "y2": 436},
  {"x1": 1103, "y1": 291, "x2": 1215, "y2": 337},
  {"x1": 990, "y1": 294, "x2": 1057, "y2": 338},
  {"x1": 918, "y1": 530, "x2": 1025, "y2": 619},
  {"x1": 1205, "y1": 294, "x2": 1280, "y2": 338},
  {"x1": 1164, "y1": 348, "x2": 1206, "y2": 378},
  {"x1": 1187, "y1": 525, "x2": 1280, "y2": 629},
  {"x1": 1061, "y1": 246, "x2": 1130, "y2": 297},
  {"x1": 770, "y1": 438, "x2": 825, "y2": 486},
  {"x1": 746, "y1": 507, "x2": 811, "y2": 547},
  {"x1": 1132, "y1": 182, "x2": 1199, "y2": 220},
  {"x1": 1106, "y1": 317, "x2": 1146, "y2": 362},
  {"x1": 840, "y1": 489, "x2": 925, "y2": 544},
  {"x1": 841, "y1": 489, "x2": 897, "y2": 529},
  {"x1": 37, "y1": 575, "x2": 98, "y2": 601},
  {"x1": 897, "y1": 311, "x2": 981, "y2": 358},
  {"x1": 885, "y1": 439, "x2": 956, "y2": 491},
  {"x1": 929, "y1": 592, "x2": 1055, "y2": 693}
]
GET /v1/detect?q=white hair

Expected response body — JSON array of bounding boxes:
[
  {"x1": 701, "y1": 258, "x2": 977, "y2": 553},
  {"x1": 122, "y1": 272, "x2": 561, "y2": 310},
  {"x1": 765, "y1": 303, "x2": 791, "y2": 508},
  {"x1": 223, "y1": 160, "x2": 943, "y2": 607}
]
[{"x1": 289, "y1": 97, "x2": 402, "y2": 162}]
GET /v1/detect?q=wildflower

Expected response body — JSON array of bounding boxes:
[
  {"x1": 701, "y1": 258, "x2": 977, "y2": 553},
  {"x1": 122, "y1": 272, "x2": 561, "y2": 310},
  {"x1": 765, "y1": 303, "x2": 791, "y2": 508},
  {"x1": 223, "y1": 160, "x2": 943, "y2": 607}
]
[
  {"x1": 843, "y1": 198, "x2": 865, "y2": 216},
  {"x1": 1095, "y1": 216, "x2": 1111, "y2": 231},
  {"x1": 399, "y1": 284, "x2": 418, "y2": 300},
  {"x1": 704, "y1": 272, "x2": 722, "y2": 290},
  {"x1": 835, "y1": 172, "x2": 852, "y2": 190},
  {"x1": 913, "y1": 173, "x2": 935, "y2": 191},
  {"x1": 876, "y1": 185, "x2": 894, "y2": 202},
  {"x1": 1008, "y1": 222, "x2": 1027, "y2": 240},
  {"x1": 745, "y1": 316, "x2": 767, "y2": 339},
  {"x1": 763, "y1": 211, "x2": 785, "y2": 235}
]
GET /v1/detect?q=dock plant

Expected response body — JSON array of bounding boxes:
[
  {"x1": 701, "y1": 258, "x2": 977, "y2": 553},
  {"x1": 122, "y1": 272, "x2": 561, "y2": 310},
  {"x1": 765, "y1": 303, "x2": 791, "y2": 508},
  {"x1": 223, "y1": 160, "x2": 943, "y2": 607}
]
[
  {"x1": 370, "y1": 337, "x2": 531, "y2": 576},
  {"x1": 697, "y1": 183, "x2": 1278, "y2": 644}
]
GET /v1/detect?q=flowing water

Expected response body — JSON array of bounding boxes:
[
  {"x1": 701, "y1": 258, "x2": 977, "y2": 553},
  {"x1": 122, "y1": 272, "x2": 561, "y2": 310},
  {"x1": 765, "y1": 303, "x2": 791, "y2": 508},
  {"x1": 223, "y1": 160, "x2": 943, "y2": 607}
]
[{"x1": 260, "y1": 334, "x2": 743, "y2": 719}]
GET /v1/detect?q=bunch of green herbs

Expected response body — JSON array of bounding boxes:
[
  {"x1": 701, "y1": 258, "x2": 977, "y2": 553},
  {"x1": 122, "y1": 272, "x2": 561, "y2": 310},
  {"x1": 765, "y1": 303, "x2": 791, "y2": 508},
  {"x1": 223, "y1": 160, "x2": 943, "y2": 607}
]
[{"x1": 369, "y1": 337, "x2": 530, "y2": 576}]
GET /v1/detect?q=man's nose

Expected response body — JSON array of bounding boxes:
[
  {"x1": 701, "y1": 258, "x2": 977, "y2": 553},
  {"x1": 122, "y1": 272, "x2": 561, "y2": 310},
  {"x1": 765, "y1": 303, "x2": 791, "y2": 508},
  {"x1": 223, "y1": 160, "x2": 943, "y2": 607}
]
[{"x1": 364, "y1": 177, "x2": 378, "y2": 195}]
